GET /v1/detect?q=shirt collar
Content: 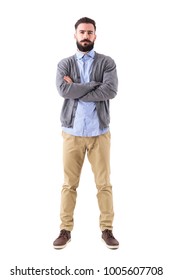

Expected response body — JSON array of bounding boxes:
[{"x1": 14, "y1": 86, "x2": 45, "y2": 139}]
[{"x1": 75, "y1": 49, "x2": 95, "y2": 60}]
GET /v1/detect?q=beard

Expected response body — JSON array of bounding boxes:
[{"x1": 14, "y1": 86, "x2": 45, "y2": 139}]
[{"x1": 76, "y1": 40, "x2": 94, "y2": 52}]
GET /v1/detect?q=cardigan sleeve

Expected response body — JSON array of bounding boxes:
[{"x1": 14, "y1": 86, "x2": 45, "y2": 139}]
[
  {"x1": 56, "y1": 59, "x2": 101, "y2": 99},
  {"x1": 80, "y1": 58, "x2": 118, "y2": 102}
]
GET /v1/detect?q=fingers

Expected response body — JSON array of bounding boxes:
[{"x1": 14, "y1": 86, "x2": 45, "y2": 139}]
[{"x1": 64, "y1": 76, "x2": 73, "y2": 83}]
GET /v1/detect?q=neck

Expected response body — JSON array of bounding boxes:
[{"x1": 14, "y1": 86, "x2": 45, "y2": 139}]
[{"x1": 77, "y1": 49, "x2": 89, "y2": 54}]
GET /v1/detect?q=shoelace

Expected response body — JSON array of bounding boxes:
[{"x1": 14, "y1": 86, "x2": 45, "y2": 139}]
[
  {"x1": 58, "y1": 229, "x2": 69, "y2": 239},
  {"x1": 104, "y1": 229, "x2": 114, "y2": 239}
]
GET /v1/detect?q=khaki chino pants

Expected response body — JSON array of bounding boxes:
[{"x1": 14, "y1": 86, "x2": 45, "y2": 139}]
[{"x1": 60, "y1": 131, "x2": 114, "y2": 231}]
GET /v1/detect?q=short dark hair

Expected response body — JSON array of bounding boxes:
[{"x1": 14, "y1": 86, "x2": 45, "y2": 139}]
[{"x1": 75, "y1": 17, "x2": 96, "y2": 31}]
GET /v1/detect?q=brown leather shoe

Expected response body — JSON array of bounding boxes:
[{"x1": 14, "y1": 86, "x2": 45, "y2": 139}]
[
  {"x1": 102, "y1": 229, "x2": 119, "y2": 249},
  {"x1": 53, "y1": 229, "x2": 71, "y2": 249}
]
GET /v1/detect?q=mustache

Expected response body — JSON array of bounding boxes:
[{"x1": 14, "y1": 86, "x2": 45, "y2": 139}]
[{"x1": 80, "y1": 39, "x2": 92, "y2": 43}]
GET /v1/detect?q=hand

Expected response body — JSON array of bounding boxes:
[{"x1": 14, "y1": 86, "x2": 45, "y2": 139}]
[{"x1": 64, "y1": 76, "x2": 73, "y2": 84}]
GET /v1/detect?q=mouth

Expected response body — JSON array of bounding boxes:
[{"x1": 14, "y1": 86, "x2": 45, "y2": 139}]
[{"x1": 81, "y1": 40, "x2": 91, "y2": 44}]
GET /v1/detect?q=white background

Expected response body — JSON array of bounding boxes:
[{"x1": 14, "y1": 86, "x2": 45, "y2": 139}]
[{"x1": 0, "y1": 0, "x2": 173, "y2": 279}]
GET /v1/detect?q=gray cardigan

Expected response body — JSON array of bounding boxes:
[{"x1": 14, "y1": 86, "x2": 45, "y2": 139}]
[{"x1": 56, "y1": 52, "x2": 118, "y2": 129}]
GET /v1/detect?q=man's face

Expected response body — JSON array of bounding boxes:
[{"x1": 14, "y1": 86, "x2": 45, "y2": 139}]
[{"x1": 74, "y1": 23, "x2": 96, "y2": 52}]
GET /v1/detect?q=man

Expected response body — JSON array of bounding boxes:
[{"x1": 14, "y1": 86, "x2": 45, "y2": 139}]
[{"x1": 53, "y1": 17, "x2": 119, "y2": 249}]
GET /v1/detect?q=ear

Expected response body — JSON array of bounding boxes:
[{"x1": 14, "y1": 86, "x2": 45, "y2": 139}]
[{"x1": 74, "y1": 33, "x2": 77, "y2": 40}]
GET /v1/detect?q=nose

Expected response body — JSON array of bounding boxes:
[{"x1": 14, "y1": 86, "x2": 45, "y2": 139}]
[{"x1": 83, "y1": 32, "x2": 89, "y2": 39}]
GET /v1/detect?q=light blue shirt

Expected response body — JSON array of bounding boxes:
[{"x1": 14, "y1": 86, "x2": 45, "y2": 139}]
[{"x1": 62, "y1": 49, "x2": 109, "y2": 137}]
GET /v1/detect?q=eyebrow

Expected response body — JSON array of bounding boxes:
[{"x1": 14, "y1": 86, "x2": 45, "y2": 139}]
[{"x1": 79, "y1": 30, "x2": 94, "y2": 33}]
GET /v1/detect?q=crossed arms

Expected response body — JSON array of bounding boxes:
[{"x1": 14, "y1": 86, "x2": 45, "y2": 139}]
[{"x1": 56, "y1": 58, "x2": 118, "y2": 102}]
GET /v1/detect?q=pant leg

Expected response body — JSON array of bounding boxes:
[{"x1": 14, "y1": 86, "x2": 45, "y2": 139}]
[
  {"x1": 60, "y1": 132, "x2": 86, "y2": 231},
  {"x1": 87, "y1": 131, "x2": 114, "y2": 231}
]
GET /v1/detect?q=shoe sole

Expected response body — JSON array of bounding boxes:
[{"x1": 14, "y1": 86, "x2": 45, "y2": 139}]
[
  {"x1": 102, "y1": 239, "x2": 119, "y2": 249},
  {"x1": 53, "y1": 238, "x2": 71, "y2": 249}
]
